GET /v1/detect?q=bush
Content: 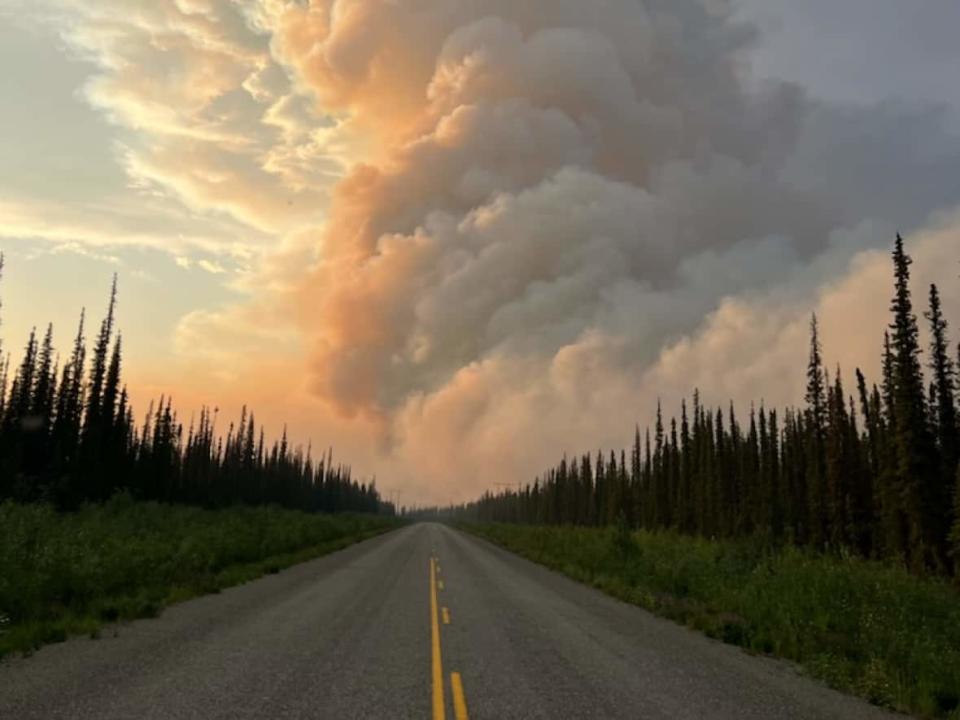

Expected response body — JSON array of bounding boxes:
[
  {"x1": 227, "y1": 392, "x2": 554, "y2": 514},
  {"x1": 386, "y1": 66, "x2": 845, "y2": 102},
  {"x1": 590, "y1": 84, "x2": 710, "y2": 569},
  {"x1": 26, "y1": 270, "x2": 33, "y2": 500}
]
[
  {"x1": 0, "y1": 498, "x2": 400, "y2": 657},
  {"x1": 463, "y1": 522, "x2": 960, "y2": 719}
]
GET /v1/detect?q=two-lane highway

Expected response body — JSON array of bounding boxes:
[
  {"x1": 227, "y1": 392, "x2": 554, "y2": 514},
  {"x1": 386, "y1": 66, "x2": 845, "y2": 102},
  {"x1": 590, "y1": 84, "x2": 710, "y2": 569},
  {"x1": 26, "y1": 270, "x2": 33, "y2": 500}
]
[{"x1": 0, "y1": 524, "x2": 899, "y2": 719}]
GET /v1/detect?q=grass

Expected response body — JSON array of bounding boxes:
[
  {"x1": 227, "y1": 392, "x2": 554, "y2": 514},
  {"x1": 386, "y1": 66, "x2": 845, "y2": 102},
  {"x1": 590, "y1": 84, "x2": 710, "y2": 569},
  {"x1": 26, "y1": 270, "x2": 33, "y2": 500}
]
[
  {"x1": 0, "y1": 495, "x2": 402, "y2": 658},
  {"x1": 461, "y1": 522, "x2": 960, "y2": 719}
]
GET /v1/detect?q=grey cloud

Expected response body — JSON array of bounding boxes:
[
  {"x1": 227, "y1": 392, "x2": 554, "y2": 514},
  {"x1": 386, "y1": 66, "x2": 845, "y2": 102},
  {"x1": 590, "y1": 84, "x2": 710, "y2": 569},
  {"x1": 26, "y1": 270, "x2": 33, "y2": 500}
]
[{"x1": 281, "y1": 0, "x2": 960, "y2": 430}]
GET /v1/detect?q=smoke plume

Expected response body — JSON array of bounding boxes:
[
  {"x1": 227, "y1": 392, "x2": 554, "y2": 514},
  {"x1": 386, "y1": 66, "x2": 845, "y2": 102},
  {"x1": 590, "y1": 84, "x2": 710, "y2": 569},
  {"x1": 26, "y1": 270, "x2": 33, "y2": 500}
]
[
  {"x1": 36, "y1": 0, "x2": 960, "y2": 503},
  {"x1": 254, "y1": 1, "x2": 960, "y2": 500}
]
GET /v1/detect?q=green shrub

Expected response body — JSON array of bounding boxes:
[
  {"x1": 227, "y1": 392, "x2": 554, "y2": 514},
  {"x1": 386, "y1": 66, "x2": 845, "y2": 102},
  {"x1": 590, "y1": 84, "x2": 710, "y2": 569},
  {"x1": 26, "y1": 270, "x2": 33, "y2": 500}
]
[
  {"x1": 0, "y1": 498, "x2": 400, "y2": 657},
  {"x1": 462, "y1": 522, "x2": 960, "y2": 719}
]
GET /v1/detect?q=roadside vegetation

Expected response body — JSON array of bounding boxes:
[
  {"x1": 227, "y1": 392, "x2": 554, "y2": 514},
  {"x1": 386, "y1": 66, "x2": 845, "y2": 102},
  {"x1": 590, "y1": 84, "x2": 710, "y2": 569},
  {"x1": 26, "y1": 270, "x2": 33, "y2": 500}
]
[
  {"x1": 0, "y1": 496, "x2": 401, "y2": 659},
  {"x1": 463, "y1": 522, "x2": 960, "y2": 719},
  {"x1": 0, "y1": 256, "x2": 403, "y2": 659}
]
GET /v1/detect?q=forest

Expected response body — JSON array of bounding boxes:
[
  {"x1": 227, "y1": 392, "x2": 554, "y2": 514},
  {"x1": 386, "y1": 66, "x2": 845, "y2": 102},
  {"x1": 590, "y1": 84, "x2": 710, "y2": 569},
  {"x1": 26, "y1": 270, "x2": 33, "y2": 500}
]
[
  {"x1": 0, "y1": 257, "x2": 389, "y2": 516},
  {"x1": 454, "y1": 235, "x2": 960, "y2": 576}
]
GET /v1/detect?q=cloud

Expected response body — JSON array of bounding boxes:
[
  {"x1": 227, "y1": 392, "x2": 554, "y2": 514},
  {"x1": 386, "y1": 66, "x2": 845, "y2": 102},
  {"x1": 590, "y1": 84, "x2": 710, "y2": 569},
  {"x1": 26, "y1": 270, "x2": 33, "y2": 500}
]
[
  {"x1": 282, "y1": 2, "x2": 953, "y2": 409},
  {"x1": 266, "y1": 0, "x2": 960, "y2": 501},
  {"x1": 173, "y1": 303, "x2": 298, "y2": 372},
  {"x1": 0, "y1": 195, "x2": 259, "y2": 257},
  {"x1": 174, "y1": 256, "x2": 228, "y2": 274},
  {"x1": 20, "y1": 0, "x2": 960, "y2": 503},
  {"x1": 378, "y1": 218, "x2": 960, "y2": 503},
  {"x1": 36, "y1": 0, "x2": 350, "y2": 235}
]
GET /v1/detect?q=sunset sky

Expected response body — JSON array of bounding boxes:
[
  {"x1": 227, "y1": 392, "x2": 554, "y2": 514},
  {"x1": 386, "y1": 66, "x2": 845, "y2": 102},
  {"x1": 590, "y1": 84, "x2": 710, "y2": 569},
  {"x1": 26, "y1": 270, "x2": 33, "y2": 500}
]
[{"x1": 1, "y1": 0, "x2": 959, "y2": 505}]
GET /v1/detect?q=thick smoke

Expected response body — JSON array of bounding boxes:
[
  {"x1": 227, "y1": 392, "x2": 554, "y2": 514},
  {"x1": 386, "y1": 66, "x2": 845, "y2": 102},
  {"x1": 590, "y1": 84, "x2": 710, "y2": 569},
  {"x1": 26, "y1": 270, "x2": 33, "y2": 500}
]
[
  {"x1": 272, "y1": 2, "x2": 820, "y2": 410},
  {"x1": 261, "y1": 0, "x2": 960, "y2": 503},
  {"x1": 37, "y1": 0, "x2": 960, "y2": 503}
]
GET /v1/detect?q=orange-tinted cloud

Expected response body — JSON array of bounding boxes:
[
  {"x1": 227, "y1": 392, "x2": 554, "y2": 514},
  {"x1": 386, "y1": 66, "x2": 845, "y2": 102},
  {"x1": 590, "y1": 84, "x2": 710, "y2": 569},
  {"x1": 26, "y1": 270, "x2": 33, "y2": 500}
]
[
  {"x1": 266, "y1": 1, "x2": 960, "y2": 502},
  {"x1": 23, "y1": 0, "x2": 960, "y2": 505}
]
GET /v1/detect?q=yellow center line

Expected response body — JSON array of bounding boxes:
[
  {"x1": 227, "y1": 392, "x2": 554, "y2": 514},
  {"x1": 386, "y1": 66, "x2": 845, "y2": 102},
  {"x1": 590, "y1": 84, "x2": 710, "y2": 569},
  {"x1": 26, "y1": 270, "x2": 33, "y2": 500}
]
[
  {"x1": 438, "y1": 579, "x2": 445, "y2": 591},
  {"x1": 451, "y1": 672, "x2": 470, "y2": 720},
  {"x1": 430, "y1": 557, "x2": 445, "y2": 720},
  {"x1": 442, "y1": 607, "x2": 451, "y2": 625}
]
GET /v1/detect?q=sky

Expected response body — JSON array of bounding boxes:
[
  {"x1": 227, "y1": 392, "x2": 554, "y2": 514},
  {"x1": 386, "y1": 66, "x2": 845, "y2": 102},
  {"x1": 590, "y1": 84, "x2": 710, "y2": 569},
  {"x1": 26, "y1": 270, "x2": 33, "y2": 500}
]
[{"x1": 1, "y1": 0, "x2": 959, "y2": 506}]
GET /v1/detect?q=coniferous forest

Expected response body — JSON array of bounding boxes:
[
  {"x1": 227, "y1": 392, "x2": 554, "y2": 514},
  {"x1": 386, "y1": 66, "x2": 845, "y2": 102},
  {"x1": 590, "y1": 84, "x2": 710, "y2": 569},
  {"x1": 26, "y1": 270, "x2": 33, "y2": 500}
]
[
  {"x1": 0, "y1": 256, "x2": 388, "y2": 516},
  {"x1": 456, "y1": 235, "x2": 960, "y2": 576}
]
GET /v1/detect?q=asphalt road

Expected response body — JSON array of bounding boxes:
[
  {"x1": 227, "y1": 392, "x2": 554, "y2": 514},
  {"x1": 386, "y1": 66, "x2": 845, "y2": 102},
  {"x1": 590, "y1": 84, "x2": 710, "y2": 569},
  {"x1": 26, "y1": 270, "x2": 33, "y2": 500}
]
[{"x1": 0, "y1": 523, "x2": 899, "y2": 719}]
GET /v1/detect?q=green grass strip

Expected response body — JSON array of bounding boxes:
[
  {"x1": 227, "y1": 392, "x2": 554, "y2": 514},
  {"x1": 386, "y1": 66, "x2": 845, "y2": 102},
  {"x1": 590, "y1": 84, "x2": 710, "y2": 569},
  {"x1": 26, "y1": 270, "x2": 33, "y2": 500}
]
[
  {"x1": 460, "y1": 522, "x2": 960, "y2": 719},
  {"x1": 0, "y1": 496, "x2": 402, "y2": 658}
]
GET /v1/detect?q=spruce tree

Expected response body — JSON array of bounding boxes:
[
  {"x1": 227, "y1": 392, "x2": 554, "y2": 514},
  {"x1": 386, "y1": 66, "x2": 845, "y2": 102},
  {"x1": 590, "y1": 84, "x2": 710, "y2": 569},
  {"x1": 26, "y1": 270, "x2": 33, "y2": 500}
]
[
  {"x1": 31, "y1": 325, "x2": 55, "y2": 426},
  {"x1": 714, "y1": 407, "x2": 727, "y2": 536},
  {"x1": 824, "y1": 368, "x2": 850, "y2": 547},
  {"x1": 888, "y1": 234, "x2": 942, "y2": 569},
  {"x1": 679, "y1": 400, "x2": 693, "y2": 533},
  {"x1": 952, "y1": 463, "x2": 960, "y2": 562},
  {"x1": 85, "y1": 276, "x2": 117, "y2": 434},
  {"x1": 667, "y1": 420, "x2": 679, "y2": 529},
  {"x1": 643, "y1": 428, "x2": 652, "y2": 528},
  {"x1": 768, "y1": 409, "x2": 783, "y2": 539},
  {"x1": 630, "y1": 427, "x2": 641, "y2": 527},
  {"x1": 9, "y1": 328, "x2": 38, "y2": 426},
  {"x1": 102, "y1": 336, "x2": 122, "y2": 430},
  {"x1": 22, "y1": 324, "x2": 56, "y2": 483},
  {"x1": 805, "y1": 314, "x2": 827, "y2": 547},
  {"x1": 925, "y1": 284, "x2": 958, "y2": 509}
]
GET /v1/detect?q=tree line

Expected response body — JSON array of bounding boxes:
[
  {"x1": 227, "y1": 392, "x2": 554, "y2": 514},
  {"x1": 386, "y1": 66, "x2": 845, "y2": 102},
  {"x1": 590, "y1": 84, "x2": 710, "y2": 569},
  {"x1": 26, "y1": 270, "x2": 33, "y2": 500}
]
[
  {"x1": 0, "y1": 257, "x2": 390, "y2": 516},
  {"x1": 452, "y1": 235, "x2": 960, "y2": 574}
]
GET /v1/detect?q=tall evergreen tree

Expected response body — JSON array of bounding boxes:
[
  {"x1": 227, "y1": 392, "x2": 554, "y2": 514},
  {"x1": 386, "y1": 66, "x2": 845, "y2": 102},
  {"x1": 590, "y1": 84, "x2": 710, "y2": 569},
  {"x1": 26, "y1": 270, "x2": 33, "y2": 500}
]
[
  {"x1": 952, "y1": 463, "x2": 960, "y2": 561},
  {"x1": 888, "y1": 235, "x2": 942, "y2": 569},
  {"x1": 805, "y1": 314, "x2": 827, "y2": 547},
  {"x1": 85, "y1": 276, "x2": 117, "y2": 435},
  {"x1": 925, "y1": 284, "x2": 958, "y2": 507}
]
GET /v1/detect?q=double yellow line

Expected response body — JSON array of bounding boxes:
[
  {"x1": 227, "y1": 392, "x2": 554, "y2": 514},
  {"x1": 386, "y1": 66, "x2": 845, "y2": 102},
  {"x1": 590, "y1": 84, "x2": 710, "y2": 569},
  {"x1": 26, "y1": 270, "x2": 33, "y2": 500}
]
[{"x1": 430, "y1": 556, "x2": 469, "y2": 720}]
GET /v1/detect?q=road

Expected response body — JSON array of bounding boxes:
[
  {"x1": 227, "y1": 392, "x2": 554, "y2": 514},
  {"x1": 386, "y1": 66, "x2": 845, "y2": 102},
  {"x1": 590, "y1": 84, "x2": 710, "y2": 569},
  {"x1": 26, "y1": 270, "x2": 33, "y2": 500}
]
[{"x1": 0, "y1": 523, "x2": 898, "y2": 719}]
